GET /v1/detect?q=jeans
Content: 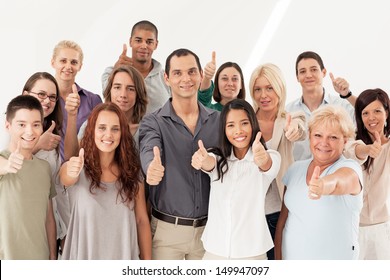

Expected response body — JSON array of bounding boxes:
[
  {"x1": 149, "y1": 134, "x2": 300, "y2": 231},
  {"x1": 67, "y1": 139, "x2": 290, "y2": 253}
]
[{"x1": 266, "y1": 211, "x2": 280, "y2": 260}]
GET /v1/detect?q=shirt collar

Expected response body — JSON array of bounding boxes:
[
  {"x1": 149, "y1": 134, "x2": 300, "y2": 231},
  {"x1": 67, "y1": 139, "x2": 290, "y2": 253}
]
[{"x1": 228, "y1": 147, "x2": 254, "y2": 162}]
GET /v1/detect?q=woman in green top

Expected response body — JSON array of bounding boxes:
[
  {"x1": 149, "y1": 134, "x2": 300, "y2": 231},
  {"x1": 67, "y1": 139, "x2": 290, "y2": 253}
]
[{"x1": 198, "y1": 55, "x2": 246, "y2": 111}]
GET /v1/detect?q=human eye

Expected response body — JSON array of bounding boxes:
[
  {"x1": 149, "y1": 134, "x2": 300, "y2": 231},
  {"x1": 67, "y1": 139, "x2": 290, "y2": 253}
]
[
  {"x1": 48, "y1": 95, "x2": 57, "y2": 102},
  {"x1": 38, "y1": 92, "x2": 48, "y2": 99},
  {"x1": 314, "y1": 133, "x2": 321, "y2": 138},
  {"x1": 146, "y1": 40, "x2": 154, "y2": 45},
  {"x1": 60, "y1": 59, "x2": 66, "y2": 64},
  {"x1": 172, "y1": 71, "x2": 181, "y2": 76},
  {"x1": 299, "y1": 70, "x2": 306, "y2": 75},
  {"x1": 112, "y1": 85, "x2": 120, "y2": 90},
  {"x1": 97, "y1": 125, "x2": 106, "y2": 131},
  {"x1": 221, "y1": 77, "x2": 228, "y2": 81},
  {"x1": 71, "y1": 60, "x2": 79, "y2": 65},
  {"x1": 266, "y1": 86, "x2": 273, "y2": 92},
  {"x1": 242, "y1": 121, "x2": 250, "y2": 126},
  {"x1": 112, "y1": 127, "x2": 120, "y2": 132},
  {"x1": 254, "y1": 87, "x2": 261, "y2": 92},
  {"x1": 362, "y1": 111, "x2": 368, "y2": 116},
  {"x1": 330, "y1": 135, "x2": 339, "y2": 141},
  {"x1": 127, "y1": 86, "x2": 136, "y2": 92},
  {"x1": 232, "y1": 77, "x2": 239, "y2": 82},
  {"x1": 34, "y1": 123, "x2": 42, "y2": 128},
  {"x1": 135, "y1": 38, "x2": 142, "y2": 43}
]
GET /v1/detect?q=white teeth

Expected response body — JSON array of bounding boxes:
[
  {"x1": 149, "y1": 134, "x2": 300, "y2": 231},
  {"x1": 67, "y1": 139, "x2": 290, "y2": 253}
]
[{"x1": 235, "y1": 137, "x2": 245, "y2": 141}]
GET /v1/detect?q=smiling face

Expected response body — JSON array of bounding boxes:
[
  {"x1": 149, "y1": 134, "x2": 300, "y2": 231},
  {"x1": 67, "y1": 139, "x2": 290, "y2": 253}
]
[
  {"x1": 296, "y1": 58, "x2": 326, "y2": 93},
  {"x1": 130, "y1": 28, "x2": 158, "y2": 64},
  {"x1": 26, "y1": 78, "x2": 58, "y2": 118},
  {"x1": 6, "y1": 109, "x2": 43, "y2": 157},
  {"x1": 94, "y1": 110, "x2": 121, "y2": 154},
  {"x1": 218, "y1": 67, "x2": 242, "y2": 104},
  {"x1": 165, "y1": 54, "x2": 202, "y2": 100},
  {"x1": 361, "y1": 99, "x2": 388, "y2": 140},
  {"x1": 110, "y1": 72, "x2": 136, "y2": 116},
  {"x1": 309, "y1": 123, "x2": 346, "y2": 166},
  {"x1": 51, "y1": 47, "x2": 82, "y2": 82},
  {"x1": 225, "y1": 109, "x2": 253, "y2": 159}
]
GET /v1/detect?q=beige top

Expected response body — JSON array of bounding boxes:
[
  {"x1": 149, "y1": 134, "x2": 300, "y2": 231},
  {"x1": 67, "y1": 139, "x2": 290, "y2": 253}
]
[
  {"x1": 0, "y1": 150, "x2": 55, "y2": 259},
  {"x1": 345, "y1": 140, "x2": 390, "y2": 225}
]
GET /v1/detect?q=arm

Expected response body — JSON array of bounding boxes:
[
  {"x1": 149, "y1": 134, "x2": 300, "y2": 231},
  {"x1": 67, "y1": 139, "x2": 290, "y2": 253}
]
[
  {"x1": 329, "y1": 72, "x2": 356, "y2": 106},
  {"x1": 191, "y1": 140, "x2": 216, "y2": 172},
  {"x1": 0, "y1": 148, "x2": 24, "y2": 175},
  {"x1": 199, "y1": 51, "x2": 216, "y2": 91},
  {"x1": 63, "y1": 84, "x2": 80, "y2": 161},
  {"x1": 252, "y1": 132, "x2": 272, "y2": 171},
  {"x1": 284, "y1": 111, "x2": 306, "y2": 142},
  {"x1": 274, "y1": 191, "x2": 288, "y2": 260},
  {"x1": 134, "y1": 182, "x2": 152, "y2": 260},
  {"x1": 32, "y1": 121, "x2": 61, "y2": 154},
  {"x1": 308, "y1": 166, "x2": 361, "y2": 199},
  {"x1": 198, "y1": 82, "x2": 214, "y2": 107},
  {"x1": 353, "y1": 131, "x2": 382, "y2": 160},
  {"x1": 46, "y1": 199, "x2": 57, "y2": 260},
  {"x1": 59, "y1": 148, "x2": 84, "y2": 187}
]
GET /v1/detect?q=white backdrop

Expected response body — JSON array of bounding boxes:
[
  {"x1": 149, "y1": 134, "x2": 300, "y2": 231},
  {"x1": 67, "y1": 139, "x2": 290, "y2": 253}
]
[{"x1": 1, "y1": 0, "x2": 390, "y2": 143}]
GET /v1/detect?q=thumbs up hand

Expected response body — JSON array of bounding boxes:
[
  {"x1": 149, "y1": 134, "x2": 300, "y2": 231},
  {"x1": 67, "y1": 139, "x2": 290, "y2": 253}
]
[
  {"x1": 308, "y1": 166, "x2": 322, "y2": 200},
  {"x1": 114, "y1": 43, "x2": 133, "y2": 68},
  {"x1": 203, "y1": 51, "x2": 217, "y2": 80},
  {"x1": 368, "y1": 131, "x2": 382, "y2": 158},
  {"x1": 5, "y1": 140, "x2": 24, "y2": 174},
  {"x1": 146, "y1": 146, "x2": 165, "y2": 185},
  {"x1": 330, "y1": 72, "x2": 350, "y2": 96},
  {"x1": 252, "y1": 132, "x2": 270, "y2": 169},
  {"x1": 284, "y1": 113, "x2": 301, "y2": 142},
  {"x1": 38, "y1": 121, "x2": 62, "y2": 151},
  {"x1": 65, "y1": 84, "x2": 80, "y2": 116},
  {"x1": 191, "y1": 140, "x2": 210, "y2": 170},
  {"x1": 67, "y1": 148, "x2": 84, "y2": 178}
]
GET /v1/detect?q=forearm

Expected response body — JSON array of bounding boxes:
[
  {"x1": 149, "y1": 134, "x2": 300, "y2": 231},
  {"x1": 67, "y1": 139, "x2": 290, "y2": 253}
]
[
  {"x1": 0, "y1": 157, "x2": 9, "y2": 175},
  {"x1": 46, "y1": 200, "x2": 57, "y2": 260},
  {"x1": 135, "y1": 185, "x2": 152, "y2": 260},
  {"x1": 64, "y1": 115, "x2": 79, "y2": 161},
  {"x1": 354, "y1": 143, "x2": 370, "y2": 160},
  {"x1": 200, "y1": 77, "x2": 212, "y2": 91},
  {"x1": 59, "y1": 163, "x2": 79, "y2": 187},
  {"x1": 137, "y1": 220, "x2": 152, "y2": 260},
  {"x1": 201, "y1": 155, "x2": 216, "y2": 172},
  {"x1": 322, "y1": 167, "x2": 360, "y2": 196}
]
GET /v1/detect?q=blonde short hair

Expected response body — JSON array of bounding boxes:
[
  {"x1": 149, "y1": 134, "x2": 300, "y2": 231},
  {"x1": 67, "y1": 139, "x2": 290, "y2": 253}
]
[
  {"x1": 52, "y1": 40, "x2": 84, "y2": 63},
  {"x1": 308, "y1": 105, "x2": 355, "y2": 139}
]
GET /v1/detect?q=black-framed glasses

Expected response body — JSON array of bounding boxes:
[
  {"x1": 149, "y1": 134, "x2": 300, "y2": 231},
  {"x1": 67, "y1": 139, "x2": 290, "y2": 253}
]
[{"x1": 29, "y1": 91, "x2": 58, "y2": 102}]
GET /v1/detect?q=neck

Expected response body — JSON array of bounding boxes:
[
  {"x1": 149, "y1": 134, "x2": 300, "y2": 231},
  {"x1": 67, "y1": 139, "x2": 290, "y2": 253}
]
[
  {"x1": 172, "y1": 96, "x2": 199, "y2": 116},
  {"x1": 256, "y1": 108, "x2": 277, "y2": 121},
  {"x1": 233, "y1": 146, "x2": 249, "y2": 160},
  {"x1": 57, "y1": 78, "x2": 75, "y2": 98},
  {"x1": 133, "y1": 60, "x2": 153, "y2": 78},
  {"x1": 99, "y1": 151, "x2": 115, "y2": 168},
  {"x1": 302, "y1": 87, "x2": 324, "y2": 112}
]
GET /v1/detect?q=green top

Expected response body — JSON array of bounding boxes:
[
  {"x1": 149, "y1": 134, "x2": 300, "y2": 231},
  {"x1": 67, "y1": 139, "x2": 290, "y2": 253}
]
[{"x1": 198, "y1": 81, "x2": 223, "y2": 111}]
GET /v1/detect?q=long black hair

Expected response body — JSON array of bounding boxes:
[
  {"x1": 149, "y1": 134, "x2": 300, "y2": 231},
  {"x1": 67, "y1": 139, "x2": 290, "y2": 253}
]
[
  {"x1": 209, "y1": 99, "x2": 267, "y2": 182},
  {"x1": 355, "y1": 88, "x2": 390, "y2": 172}
]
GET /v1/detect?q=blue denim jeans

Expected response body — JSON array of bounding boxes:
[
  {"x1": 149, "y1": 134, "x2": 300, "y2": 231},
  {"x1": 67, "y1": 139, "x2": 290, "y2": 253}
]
[{"x1": 266, "y1": 211, "x2": 280, "y2": 260}]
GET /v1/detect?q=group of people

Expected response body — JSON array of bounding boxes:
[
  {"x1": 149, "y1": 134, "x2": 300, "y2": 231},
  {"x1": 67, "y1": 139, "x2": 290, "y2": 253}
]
[{"x1": 0, "y1": 20, "x2": 389, "y2": 261}]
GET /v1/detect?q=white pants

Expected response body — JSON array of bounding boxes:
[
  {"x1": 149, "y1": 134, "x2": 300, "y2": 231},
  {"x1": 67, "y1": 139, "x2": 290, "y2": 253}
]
[
  {"x1": 359, "y1": 221, "x2": 390, "y2": 260},
  {"x1": 202, "y1": 251, "x2": 267, "y2": 260}
]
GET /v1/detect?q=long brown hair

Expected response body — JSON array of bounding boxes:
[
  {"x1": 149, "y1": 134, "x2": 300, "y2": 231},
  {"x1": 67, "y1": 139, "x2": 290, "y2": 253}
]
[{"x1": 80, "y1": 103, "x2": 141, "y2": 202}]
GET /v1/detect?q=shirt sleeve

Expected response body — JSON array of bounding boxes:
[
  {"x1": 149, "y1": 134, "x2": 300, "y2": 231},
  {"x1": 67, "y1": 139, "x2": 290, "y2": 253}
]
[
  {"x1": 101, "y1": 66, "x2": 114, "y2": 91},
  {"x1": 198, "y1": 81, "x2": 214, "y2": 107},
  {"x1": 139, "y1": 114, "x2": 163, "y2": 174}
]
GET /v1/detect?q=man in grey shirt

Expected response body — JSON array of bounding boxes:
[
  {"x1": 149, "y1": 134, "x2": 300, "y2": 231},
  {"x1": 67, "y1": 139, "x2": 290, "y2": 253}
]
[
  {"x1": 139, "y1": 48, "x2": 220, "y2": 260},
  {"x1": 101, "y1": 20, "x2": 170, "y2": 114}
]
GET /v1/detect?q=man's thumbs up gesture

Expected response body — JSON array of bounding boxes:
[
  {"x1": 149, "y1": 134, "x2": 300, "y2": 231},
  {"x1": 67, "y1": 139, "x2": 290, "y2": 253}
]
[{"x1": 146, "y1": 146, "x2": 165, "y2": 186}]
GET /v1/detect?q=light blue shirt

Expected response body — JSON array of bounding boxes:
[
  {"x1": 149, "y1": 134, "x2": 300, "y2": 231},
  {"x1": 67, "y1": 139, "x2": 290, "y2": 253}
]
[
  {"x1": 286, "y1": 91, "x2": 355, "y2": 161},
  {"x1": 282, "y1": 156, "x2": 363, "y2": 259}
]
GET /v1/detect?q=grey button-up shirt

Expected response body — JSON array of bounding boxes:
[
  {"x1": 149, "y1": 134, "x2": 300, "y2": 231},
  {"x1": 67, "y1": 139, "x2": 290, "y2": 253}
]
[{"x1": 139, "y1": 99, "x2": 220, "y2": 218}]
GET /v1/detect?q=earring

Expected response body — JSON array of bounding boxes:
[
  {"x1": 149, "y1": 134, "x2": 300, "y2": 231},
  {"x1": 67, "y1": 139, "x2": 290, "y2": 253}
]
[{"x1": 385, "y1": 121, "x2": 388, "y2": 128}]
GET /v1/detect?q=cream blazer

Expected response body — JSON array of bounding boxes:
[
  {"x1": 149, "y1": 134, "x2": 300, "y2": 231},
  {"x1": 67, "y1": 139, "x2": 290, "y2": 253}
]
[{"x1": 267, "y1": 111, "x2": 306, "y2": 199}]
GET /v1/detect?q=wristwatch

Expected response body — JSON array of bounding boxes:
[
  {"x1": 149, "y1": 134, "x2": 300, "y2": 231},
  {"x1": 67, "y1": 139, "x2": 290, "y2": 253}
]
[{"x1": 340, "y1": 90, "x2": 352, "y2": 99}]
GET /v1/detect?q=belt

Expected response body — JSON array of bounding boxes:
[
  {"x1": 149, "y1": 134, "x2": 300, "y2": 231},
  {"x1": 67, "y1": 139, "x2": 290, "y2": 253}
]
[{"x1": 152, "y1": 208, "x2": 207, "y2": 228}]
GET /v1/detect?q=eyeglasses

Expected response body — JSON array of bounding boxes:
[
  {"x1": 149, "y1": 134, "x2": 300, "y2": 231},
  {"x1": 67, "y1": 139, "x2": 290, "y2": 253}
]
[{"x1": 29, "y1": 91, "x2": 58, "y2": 102}]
